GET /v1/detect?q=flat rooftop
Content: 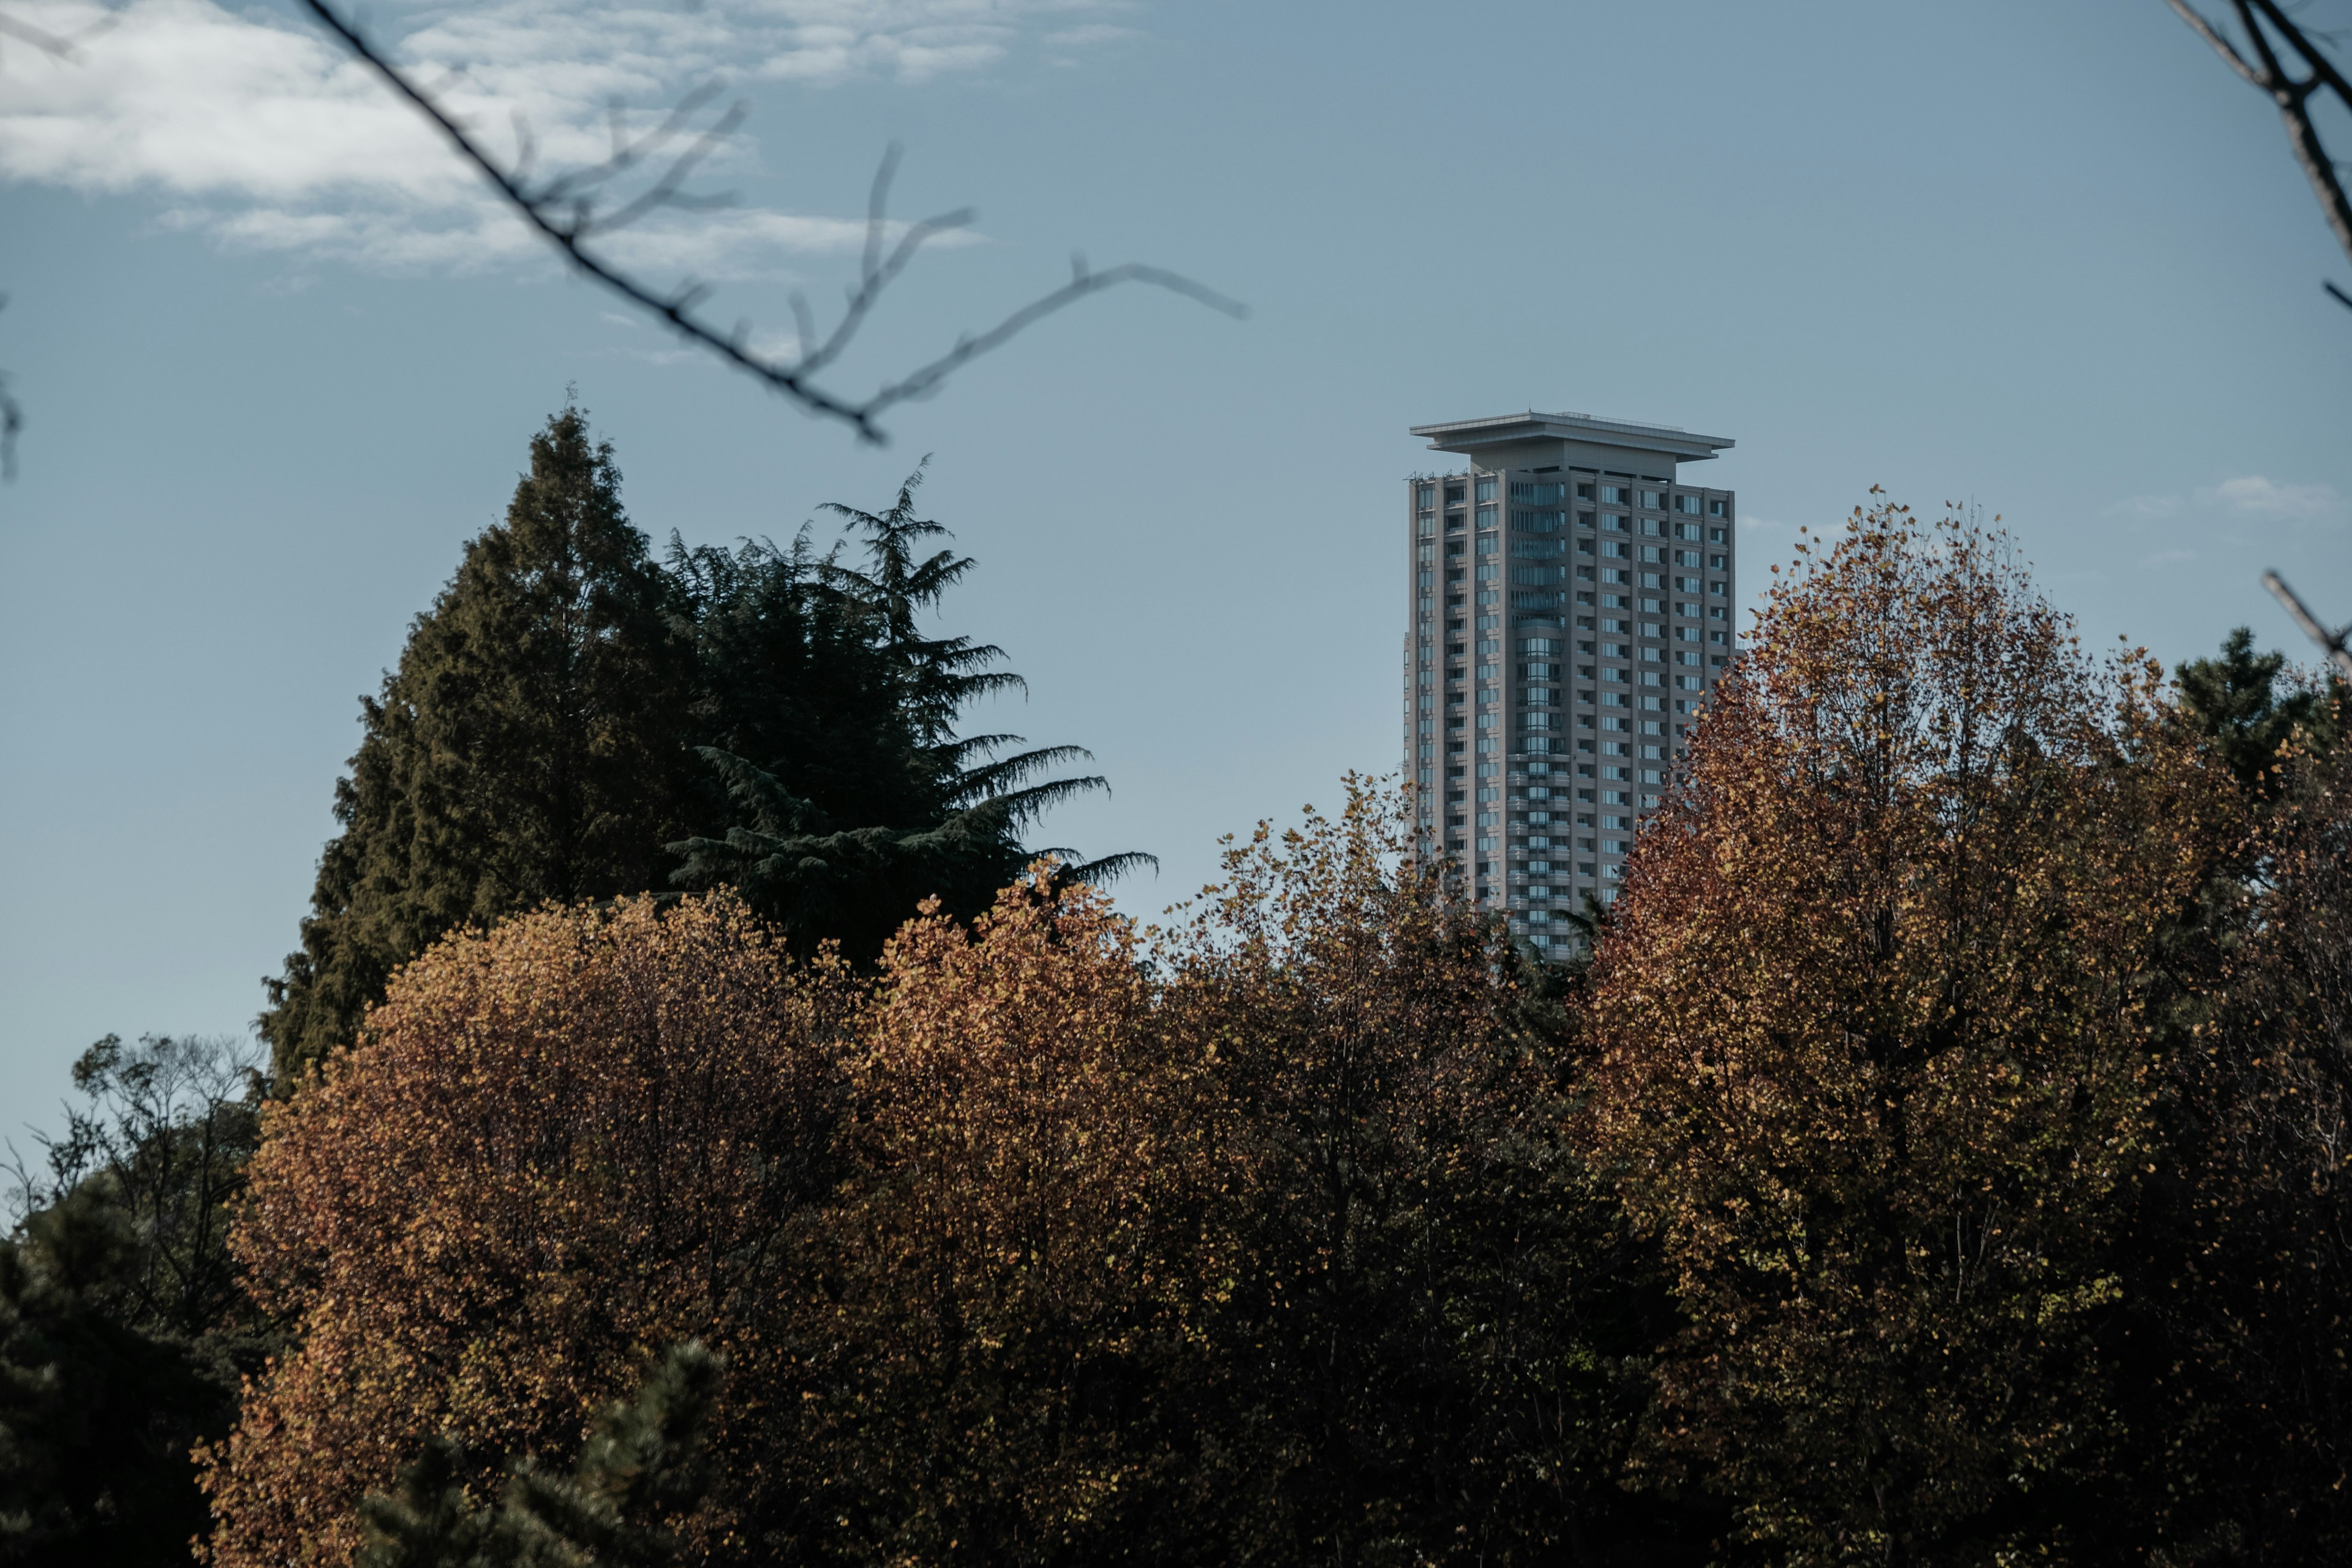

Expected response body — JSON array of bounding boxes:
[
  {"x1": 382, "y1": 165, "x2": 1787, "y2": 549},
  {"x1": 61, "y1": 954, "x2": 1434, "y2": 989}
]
[{"x1": 1411, "y1": 410, "x2": 1735, "y2": 466}]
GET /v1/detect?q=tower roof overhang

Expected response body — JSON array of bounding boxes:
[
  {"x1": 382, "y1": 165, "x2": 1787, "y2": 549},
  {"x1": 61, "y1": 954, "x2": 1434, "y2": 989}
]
[{"x1": 1411, "y1": 410, "x2": 1734, "y2": 475}]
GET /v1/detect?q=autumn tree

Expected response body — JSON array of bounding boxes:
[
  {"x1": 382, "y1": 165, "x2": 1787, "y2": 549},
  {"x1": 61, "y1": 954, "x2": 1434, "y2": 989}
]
[
  {"x1": 756, "y1": 872, "x2": 1241, "y2": 1566},
  {"x1": 2105, "y1": 666, "x2": 2352, "y2": 1559},
  {"x1": 1158, "y1": 780, "x2": 1699, "y2": 1566},
  {"x1": 203, "y1": 894, "x2": 854, "y2": 1568},
  {"x1": 1581, "y1": 503, "x2": 2229, "y2": 1562}
]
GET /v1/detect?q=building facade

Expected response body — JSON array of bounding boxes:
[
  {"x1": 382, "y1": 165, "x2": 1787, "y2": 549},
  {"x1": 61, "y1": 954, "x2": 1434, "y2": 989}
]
[{"x1": 1403, "y1": 411, "x2": 1735, "y2": 955}]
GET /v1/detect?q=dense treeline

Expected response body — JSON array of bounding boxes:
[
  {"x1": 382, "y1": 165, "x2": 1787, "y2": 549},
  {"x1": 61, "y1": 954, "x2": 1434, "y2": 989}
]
[
  {"x1": 6, "y1": 448, "x2": 2350, "y2": 1566},
  {"x1": 260, "y1": 408, "x2": 1131, "y2": 1083}
]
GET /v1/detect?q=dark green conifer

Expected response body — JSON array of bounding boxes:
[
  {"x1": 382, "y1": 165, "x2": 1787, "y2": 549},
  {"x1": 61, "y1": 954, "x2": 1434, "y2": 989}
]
[
  {"x1": 0, "y1": 1033, "x2": 267, "y2": 1567},
  {"x1": 668, "y1": 466, "x2": 1149, "y2": 960},
  {"x1": 355, "y1": 1343, "x2": 723, "y2": 1568},
  {"x1": 261, "y1": 408, "x2": 698, "y2": 1081},
  {"x1": 2174, "y1": 624, "x2": 2342, "y2": 795}
]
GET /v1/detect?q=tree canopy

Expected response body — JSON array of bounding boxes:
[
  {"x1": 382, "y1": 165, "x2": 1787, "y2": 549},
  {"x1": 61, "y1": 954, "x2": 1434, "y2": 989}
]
[{"x1": 261, "y1": 418, "x2": 1128, "y2": 1084}]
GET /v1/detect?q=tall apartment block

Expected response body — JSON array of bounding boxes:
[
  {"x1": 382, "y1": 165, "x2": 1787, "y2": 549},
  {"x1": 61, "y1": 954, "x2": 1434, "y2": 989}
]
[{"x1": 1403, "y1": 411, "x2": 1736, "y2": 954}]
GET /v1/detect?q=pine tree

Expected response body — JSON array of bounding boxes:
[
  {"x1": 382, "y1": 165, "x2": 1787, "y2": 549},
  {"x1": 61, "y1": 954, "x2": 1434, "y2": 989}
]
[
  {"x1": 261, "y1": 407, "x2": 698, "y2": 1082},
  {"x1": 2174, "y1": 625, "x2": 2343, "y2": 796},
  {"x1": 355, "y1": 1342, "x2": 723, "y2": 1568}
]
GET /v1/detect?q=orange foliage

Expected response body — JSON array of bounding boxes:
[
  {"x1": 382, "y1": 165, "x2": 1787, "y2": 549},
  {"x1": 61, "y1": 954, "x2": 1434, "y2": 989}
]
[
  {"x1": 203, "y1": 799, "x2": 1684, "y2": 1565},
  {"x1": 1581, "y1": 503, "x2": 2231, "y2": 1559},
  {"x1": 795, "y1": 875, "x2": 1240, "y2": 1561},
  {"x1": 198, "y1": 894, "x2": 853, "y2": 1567}
]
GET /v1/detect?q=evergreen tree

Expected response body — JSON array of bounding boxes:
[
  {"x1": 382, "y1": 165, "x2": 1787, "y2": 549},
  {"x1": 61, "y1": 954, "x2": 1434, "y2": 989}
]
[
  {"x1": 2174, "y1": 624, "x2": 2342, "y2": 795},
  {"x1": 0, "y1": 1033, "x2": 269, "y2": 1567},
  {"x1": 669, "y1": 466, "x2": 1149, "y2": 961},
  {"x1": 261, "y1": 408, "x2": 698, "y2": 1081},
  {"x1": 266, "y1": 429, "x2": 1138, "y2": 1082},
  {"x1": 355, "y1": 1342, "x2": 723, "y2": 1568}
]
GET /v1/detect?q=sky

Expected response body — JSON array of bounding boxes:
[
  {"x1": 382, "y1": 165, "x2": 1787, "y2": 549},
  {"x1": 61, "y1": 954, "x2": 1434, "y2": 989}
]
[{"x1": 2, "y1": 0, "x2": 2350, "y2": 1140}]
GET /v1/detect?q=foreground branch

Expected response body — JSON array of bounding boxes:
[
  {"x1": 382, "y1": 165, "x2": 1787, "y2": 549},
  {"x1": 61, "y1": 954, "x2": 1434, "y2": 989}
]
[
  {"x1": 0, "y1": 295, "x2": 19, "y2": 483},
  {"x1": 2169, "y1": 0, "x2": 2352, "y2": 307},
  {"x1": 298, "y1": 0, "x2": 1246, "y2": 442},
  {"x1": 2262, "y1": 570, "x2": 2352, "y2": 680}
]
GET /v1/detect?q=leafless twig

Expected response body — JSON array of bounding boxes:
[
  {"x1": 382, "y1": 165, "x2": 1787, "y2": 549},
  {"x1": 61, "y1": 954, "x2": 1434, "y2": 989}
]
[
  {"x1": 2169, "y1": 0, "x2": 2352, "y2": 308},
  {"x1": 0, "y1": 7, "x2": 78, "y2": 59},
  {"x1": 298, "y1": 0, "x2": 1246, "y2": 442},
  {"x1": 0, "y1": 295, "x2": 20, "y2": 483},
  {"x1": 2263, "y1": 569, "x2": 2352, "y2": 679}
]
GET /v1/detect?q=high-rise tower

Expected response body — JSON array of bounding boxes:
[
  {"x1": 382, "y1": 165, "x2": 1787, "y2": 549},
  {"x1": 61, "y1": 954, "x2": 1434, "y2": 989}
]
[{"x1": 1403, "y1": 411, "x2": 1736, "y2": 954}]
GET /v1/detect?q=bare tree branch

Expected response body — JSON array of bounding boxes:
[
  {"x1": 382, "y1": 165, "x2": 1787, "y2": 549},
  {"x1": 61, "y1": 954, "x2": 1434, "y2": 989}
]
[
  {"x1": 0, "y1": 6, "x2": 83, "y2": 59},
  {"x1": 296, "y1": 0, "x2": 1246, "y2": 443},
  {"x1": 2170, "y1": 0, "x2": 2352, "y2": 307},
  {"x1": 2263, "y1": 568, "x2": 2352, "y2": 680},
  {"x1": 0, "y1": 294, "x2": 20, "y2": 483}
]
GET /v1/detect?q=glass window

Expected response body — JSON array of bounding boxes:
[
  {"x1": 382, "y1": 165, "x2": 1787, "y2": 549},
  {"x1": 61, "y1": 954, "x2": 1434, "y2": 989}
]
[
  {"x1": 1476, "y1": 533, "x2": 1499, "y2": 554},
  {"x1": 1417, "y1": 484, "x2": 1436, "y2": 508},
  {"x1": 1707, "y1": 499, "x2": 1727, "y2": 517},
  {"x1": 1446, "y1": 483, "x2": 1466, "y2": 505},
  {"x1": 1602, "y1": 514, "x2": 1629, "y2": 532},
  {"x1": 1475, "y1": 478, "x2": 1497, "y2": 502},
  {"x1": 1476, "y1": 506, "x2": 1497, "y2": 528},
  {"x1": 1600, "y1": 484, "x2": 1629, "y2": 504}
]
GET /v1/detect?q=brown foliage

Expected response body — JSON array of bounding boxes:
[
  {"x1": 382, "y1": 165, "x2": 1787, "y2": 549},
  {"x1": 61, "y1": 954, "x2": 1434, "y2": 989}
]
[
  {"x1": 1581, "y1": 503, "x2": 2231, "y2": 1561},
  {"x1": 788, "y1": 875, "x2": 1241, "y2": 1564},
  {"x1": 2125, "y1": 710, "x2": 2352, "y2": 1557},
  {"x1": 1153, "y1": 782, "x2": 1676, "y2": 1565},
  {"x1": 200, "y1": 893, "x2": 853, "y2": 1567}
]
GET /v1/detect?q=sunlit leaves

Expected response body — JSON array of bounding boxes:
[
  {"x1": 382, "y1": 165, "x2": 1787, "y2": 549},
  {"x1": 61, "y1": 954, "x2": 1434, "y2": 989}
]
[{"x1": 1583, "y1": 503, "x2": 2230, "y2": 1560}]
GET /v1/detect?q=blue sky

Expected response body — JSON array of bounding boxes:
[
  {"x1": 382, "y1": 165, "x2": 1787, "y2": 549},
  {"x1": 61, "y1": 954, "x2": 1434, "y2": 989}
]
[{"x1": 3, "y1": 0, "x2": 2350, "y2": 1136}]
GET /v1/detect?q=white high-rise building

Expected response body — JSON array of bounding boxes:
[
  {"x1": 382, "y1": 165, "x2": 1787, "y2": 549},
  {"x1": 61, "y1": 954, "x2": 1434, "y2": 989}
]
[{"x1": 1403, "y1": 411, "x2": 1736, "y2": 954}]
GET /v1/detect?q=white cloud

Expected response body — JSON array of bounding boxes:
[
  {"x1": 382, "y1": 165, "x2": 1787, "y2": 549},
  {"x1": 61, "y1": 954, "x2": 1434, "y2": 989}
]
[
  {"x1": 2103, "y1": 475, "x2": 2346, "y2": 531},
  {"x1": 0, "y1": 0, "x2": 1133, "y2": 271},
  {"x1": 2200, "y1": 475, "x2": 2344, "y2": 519},
  {"x1": 2139, "y1": 547, "x2": 2198, "y2": 570}
]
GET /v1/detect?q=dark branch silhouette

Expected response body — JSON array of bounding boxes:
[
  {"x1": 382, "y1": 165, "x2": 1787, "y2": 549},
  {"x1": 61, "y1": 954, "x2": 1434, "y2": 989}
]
[
  {"x1": 0, "y1": 7, "x2": 80, "y2": 59},
  {"x1": 2169, "y1": 0, "x2": 2352, "y2": 308},
  {"x1": 2263, "y1": 568, "x2": 2352, "y2": 679},
  {"x1": 296, "y1": 0, "x2": 1246, "y2": 443},
  {"x1": 0, "y1": 295, "x2": 20, "y2": 483}
]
